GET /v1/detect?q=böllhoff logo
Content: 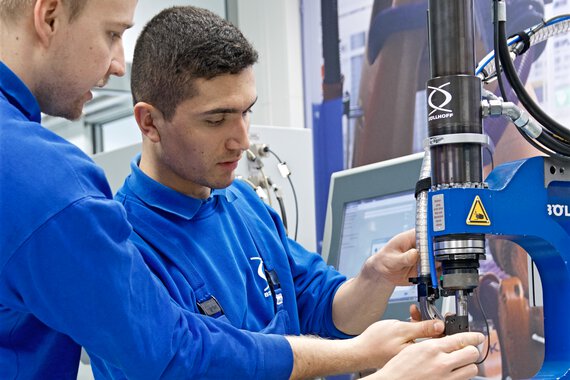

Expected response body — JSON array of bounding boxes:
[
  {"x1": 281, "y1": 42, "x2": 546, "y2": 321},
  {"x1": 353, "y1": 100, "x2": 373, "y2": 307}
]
[{"x1": 428, "y1": 82, "x2": 453, "y2": 121}]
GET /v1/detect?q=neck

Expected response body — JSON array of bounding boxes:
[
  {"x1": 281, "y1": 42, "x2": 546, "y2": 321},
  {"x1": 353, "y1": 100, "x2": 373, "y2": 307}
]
[
  {"x1": 0, "y1": 19, "x2": 42, "y2": 96},
  {"x1": 139, "y1": 145, "x2": 212, "y2": 200}
]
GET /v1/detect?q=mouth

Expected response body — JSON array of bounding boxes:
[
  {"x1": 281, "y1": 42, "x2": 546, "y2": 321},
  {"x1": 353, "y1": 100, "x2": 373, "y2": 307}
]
[
  {"x1": 219, "y1": 158, "x2": 240, "y2": 165},
  {"x1": 220, "y1": 153, "x2": 242, "y2": 164},
  {"x1": 218, "y1": 157, "x2": 241, "y2": 171}
]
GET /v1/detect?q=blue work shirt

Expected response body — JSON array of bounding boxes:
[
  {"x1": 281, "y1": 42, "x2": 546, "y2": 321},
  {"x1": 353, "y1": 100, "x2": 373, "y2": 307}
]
[
  {"x1": 112, "y1": 156, "x2": 349, "y2": 336},
  {"x1": 0, "y1": 61, "x2": 292, "y2": 379}
]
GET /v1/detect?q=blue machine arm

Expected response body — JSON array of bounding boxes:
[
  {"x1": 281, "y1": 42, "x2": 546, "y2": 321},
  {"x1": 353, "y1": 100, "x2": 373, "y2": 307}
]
[{"x1": 427, "y1": 156, "x2": 570, "y2": 378}]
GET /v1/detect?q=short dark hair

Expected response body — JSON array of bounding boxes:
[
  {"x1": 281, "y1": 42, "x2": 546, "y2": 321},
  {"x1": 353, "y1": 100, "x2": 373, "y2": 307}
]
[
  {"x1": 0, "y1": 0, "x2": 87, "y2": 23},
  {"x1": 131, "y1": 6, "x2": 259, "y2": 121}
]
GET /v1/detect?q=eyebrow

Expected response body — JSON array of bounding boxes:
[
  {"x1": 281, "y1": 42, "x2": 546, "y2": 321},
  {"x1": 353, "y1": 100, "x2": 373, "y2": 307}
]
[
  {"x1": 200, "y1": 97, "x2": 258, "y2": 116},
  {"x1": 107, "y1": 21, "x2": 135, "y2": 30}
]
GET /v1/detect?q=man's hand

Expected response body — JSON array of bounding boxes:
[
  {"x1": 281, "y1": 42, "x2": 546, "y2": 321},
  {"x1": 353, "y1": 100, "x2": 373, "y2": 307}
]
[
  {"x1": 363, "y1": 332, "x2": 484, "y2": 380},
  {"x1": 349, "y1": 319, "x2": 446, "y2": 369},
  {"x1": 287, "y1": 318, "x2": 474, "y2": 379},
  {"x1": 361, "y1": 229, "x2": 418, "y2": 286}
]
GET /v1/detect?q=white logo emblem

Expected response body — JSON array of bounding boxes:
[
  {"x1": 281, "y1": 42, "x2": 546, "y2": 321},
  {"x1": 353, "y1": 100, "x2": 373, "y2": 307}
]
[
  {"x1": 250, "y1": 257, "x2": 271, "y2": 297},
  {"x1": 428, "y1": 82, "x2": 453, "y2": 115}
]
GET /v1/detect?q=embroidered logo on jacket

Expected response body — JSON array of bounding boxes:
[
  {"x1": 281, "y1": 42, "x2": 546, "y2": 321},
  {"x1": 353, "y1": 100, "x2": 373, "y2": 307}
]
[{"x1": 250, "y1": 257, "x2": 271, "y2": 297}]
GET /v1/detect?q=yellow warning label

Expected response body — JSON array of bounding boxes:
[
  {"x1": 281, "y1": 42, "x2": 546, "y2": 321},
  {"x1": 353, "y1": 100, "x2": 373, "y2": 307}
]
[{"x1": 466, "y1": 195, "x2": 491, "y2": 226}]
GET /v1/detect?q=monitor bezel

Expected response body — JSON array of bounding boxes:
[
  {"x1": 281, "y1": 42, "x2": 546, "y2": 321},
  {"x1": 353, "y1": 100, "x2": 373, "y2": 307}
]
[{"x1": 322, "y1": 152, "x2": 425, "y2": 268}]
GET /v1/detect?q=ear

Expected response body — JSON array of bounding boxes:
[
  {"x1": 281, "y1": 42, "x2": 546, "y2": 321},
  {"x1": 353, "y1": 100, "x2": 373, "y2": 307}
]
[
  {"x1": 33, "y1": 0, "x2": 65, "y2": 47},
  {"x1": 134, "y1": 102, "x2": 164, "y2": 143}
]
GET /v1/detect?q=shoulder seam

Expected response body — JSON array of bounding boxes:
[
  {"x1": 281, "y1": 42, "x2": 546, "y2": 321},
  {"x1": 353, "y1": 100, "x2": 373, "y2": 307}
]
[{"x1": 0, "y1": 195, "x2": 107, "y2": 276}]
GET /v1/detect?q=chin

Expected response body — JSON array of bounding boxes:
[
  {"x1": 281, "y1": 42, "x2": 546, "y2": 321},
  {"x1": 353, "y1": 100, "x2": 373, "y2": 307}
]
[
  {"x1": 39, "y1": 91, "x2": 86, "y2": 121},
  {"x1": 211, "y1": 179, "x2": 233, "y2": 190},
  {"x1": 65, "y1": 110, "x2": 84, "y2": 121},
  {"x1": 45, "y1": 105, "x2": 84, "y2": 121},
  {"x1": 66, "y1": 101, "x2": 86, "y2": 120}
]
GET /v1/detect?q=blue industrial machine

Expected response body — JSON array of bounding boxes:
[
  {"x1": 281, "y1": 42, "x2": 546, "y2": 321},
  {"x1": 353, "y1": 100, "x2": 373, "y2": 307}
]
[
  {"x1": 413, "y1": 0, "x2": 570, "y2": 378},
  {"x1": 425, "y1": 157, "x2": 570, "y2": 378}
]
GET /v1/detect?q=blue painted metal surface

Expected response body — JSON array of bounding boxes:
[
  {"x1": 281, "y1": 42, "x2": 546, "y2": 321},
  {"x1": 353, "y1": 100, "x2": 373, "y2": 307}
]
[
  {"x1": 312, "y1": 98, "x2": 344, "y2": 252},
  {"x1": 426, "y1": 156, "x2": 570, "y2": 379}
]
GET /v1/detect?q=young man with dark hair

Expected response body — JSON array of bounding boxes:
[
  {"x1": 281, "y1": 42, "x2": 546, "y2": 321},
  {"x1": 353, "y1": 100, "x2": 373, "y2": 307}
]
[
  {"x1": 92, "y1": 6, "x2": 483, "y2": 379},
  {"x1": 0, "y1": 1, "x2": 482, "y2": 379}
]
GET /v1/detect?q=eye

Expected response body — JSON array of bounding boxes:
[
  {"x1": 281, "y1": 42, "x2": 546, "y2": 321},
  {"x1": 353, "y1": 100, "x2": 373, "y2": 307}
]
[
  {"x1": 109, "y1": 31, "x2": 122, "y2": 41},
  {"x1": 206, "y1": 118, "x2": 225, "y2": 126}
]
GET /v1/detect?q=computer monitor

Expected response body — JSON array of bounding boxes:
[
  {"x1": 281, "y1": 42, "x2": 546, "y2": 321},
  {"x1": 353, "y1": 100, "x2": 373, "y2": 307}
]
[{"x1": 321, "y1": 152, "x2": 425, "y2": 319}]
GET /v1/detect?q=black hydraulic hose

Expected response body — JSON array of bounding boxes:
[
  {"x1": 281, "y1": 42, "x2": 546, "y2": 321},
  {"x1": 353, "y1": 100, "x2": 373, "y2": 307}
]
[
  {"x1": 495, "y1": 20, "x2": 570, "y2": 157},
  {"x1": 517, "y1": 126, "x2": 559, "y2": 157},
  {"x1": 497, "y1": 10, "x2": 570, "y2": 147},
  {"x1": 537, "y1": 131, "x2": 570, "y2": 157},
  {"x1": 266, "y1": 148, "x2": 299, "y2": 241},
  {"x1": 497, "y1": 23, "x2": 570, "y2": 156},
  {"x1": 494, "y1": 0, "x2": 508, "y2": 100},
  {"x1": 267, "y1": 178, "x2": 289, "y2": 233},
  {"x1": 276, "y1": 195, "x2": 288, "y2": 233}
]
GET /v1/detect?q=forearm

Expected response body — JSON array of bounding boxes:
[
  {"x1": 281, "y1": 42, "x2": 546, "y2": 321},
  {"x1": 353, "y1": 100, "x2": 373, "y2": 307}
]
[
  {"x1": 6, "y1": 199, "x2": 293, "y2": 379},
  {"x1": 333, "y1": 229, "x2": 418, "y2": 335},
  {"x1": 286, "y1": 335, "x2": 368, "y2": 379},
  {"x1": 332, "y1": 273, "x2": 395, "y2": 335}
]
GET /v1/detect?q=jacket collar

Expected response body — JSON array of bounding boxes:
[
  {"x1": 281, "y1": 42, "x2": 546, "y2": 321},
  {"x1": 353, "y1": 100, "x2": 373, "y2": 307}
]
[
  {"x1": 0, "y1": 61, "x2": 41, "y2": 123},
  {"x1": 125, "y1": 154, "x2": 236, "y2": 220}
]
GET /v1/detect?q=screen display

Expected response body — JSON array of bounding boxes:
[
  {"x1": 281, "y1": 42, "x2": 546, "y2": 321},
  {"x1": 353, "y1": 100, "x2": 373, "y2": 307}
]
[{"x1": 337, "y1": 190, "x2": 417, "y2": 303}]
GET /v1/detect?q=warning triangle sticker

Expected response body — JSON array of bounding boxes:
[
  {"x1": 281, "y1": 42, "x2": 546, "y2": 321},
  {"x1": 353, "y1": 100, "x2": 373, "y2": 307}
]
[{"x1": 466, "y1": 195, "x2": 491, "y2": 226}]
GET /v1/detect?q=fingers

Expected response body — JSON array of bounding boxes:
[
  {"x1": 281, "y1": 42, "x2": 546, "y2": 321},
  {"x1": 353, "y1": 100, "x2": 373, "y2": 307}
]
[
  {"x1": 403, "y1": 248, "x2": 419, "y2": 266},
  {"x1": 381, "y1": 247, "x2": 418, "y2": 271},
  {"x1": 408, "y1": 304, "x2": 422, "y2": 322},
  {"x1": 439, "y1": 332, "x2": 485, "y2": 353},
  {"x1": 448, "y1": 363, "x2": 479, "y2": 380},
  {"x1": 444, "y1": 345, "x2": 481, "y2": 380},
  {"x1": 447, "y1": 344, "x2": 481, "y2": 367},
  {"x1": 404, "y1": 319, "x2": 445, "y2": 341},
  {"x1": 390, "y1": 229, "x2": 416, "y2": 251}
]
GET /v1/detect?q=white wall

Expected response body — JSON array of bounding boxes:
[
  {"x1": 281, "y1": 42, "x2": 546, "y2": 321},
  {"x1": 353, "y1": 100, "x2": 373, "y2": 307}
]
[
  {"x1": 123, "y1": 0, "x2": 226, "y2": 63},
  {"x1": 235, "y1": 0, "x2": 305, "y2": 129},
  {"x1": 300, "y1": 0, "x2": 323, "y2": 131},
  {"x1": 125, "y1": 0, "x2": 304, "y2": 130}
]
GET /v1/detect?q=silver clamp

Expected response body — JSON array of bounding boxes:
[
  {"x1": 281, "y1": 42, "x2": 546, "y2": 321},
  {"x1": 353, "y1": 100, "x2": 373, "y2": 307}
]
[
  {"x1": 496, "y1": 1, "x2": 507, "y2": 22},
  {"x1": 425, "y1": 133, "x2": 490, "y2": 148}
]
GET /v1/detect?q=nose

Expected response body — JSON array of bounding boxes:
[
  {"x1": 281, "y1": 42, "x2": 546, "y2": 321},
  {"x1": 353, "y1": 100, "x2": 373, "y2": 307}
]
[
  {"x1": 227, "y1": 115, "x2": 250, "y2": 152},
  {"x1": 109, "y1": 43, "x2": 126, "y2": 77}
]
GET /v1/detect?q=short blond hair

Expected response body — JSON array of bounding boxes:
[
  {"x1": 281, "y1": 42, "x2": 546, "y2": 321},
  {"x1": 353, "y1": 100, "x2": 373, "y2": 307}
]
[{"x1": 0, "y1": 0, "x2": 87, "y2": 22}]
